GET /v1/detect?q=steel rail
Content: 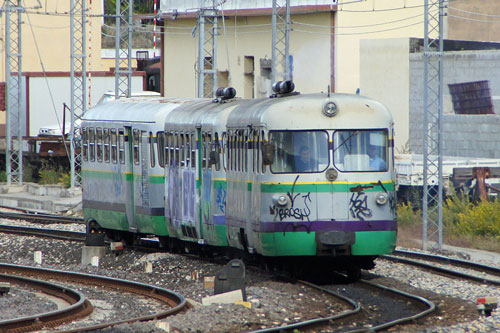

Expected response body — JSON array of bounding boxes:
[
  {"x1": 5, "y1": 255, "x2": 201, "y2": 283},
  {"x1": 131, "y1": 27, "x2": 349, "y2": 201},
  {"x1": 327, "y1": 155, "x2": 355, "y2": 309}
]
[
  {"x1": 383, "y1": 251, "x2": 500, "y2": 286},
  {"x1": 393, "y1": 249, "x2": 500, "y2": 276},
  {"x1": 0, "y1": 263, "x2": 187, "y2": 332},
  {"x1": 345, "y1": 279, "x2": 436, "y2": 333},
  {"x1": 0, "y1": 272, "x2": 92, "y2": 332},
  {"x1": 0, "y1": 224, "x2": 86, "y2": 241},
  {"x1": 254, "y1": 279, "x2": 361, "y2": 333},
  {"x1": 0, "y1": 210, "x2": 84, "y2": 224}
]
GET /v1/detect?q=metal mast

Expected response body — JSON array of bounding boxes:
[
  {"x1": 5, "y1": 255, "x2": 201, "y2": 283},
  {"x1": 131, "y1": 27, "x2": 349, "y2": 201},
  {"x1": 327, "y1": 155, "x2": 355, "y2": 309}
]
[
  {"x1": 271, "y1": 0, "x2": 291, "y2": 85},
  {"x1": 422, "y1": 0, "x2": 445, "y2": 250},
  {"x1": 115, "y1": 0, "x2": 134, "y2": 99},
  {"x1": 70, "y1": 0, "x2": 87, "y2": 188},
  {"x1": 197, "y1": 0, "x2": 218, "y2": 98},
  {"x1": 4, "y1": 0, "x2": 23, "y2": 185}
]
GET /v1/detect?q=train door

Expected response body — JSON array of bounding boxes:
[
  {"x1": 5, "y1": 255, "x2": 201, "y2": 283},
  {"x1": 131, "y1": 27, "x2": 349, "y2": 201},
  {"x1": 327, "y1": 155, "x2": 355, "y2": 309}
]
[
  {"x1": 124, "y1": 126, "x2": 137, "y2": 232},
  {"x1": 137, "y1": 130, "x2": 151, "y2": 231}
]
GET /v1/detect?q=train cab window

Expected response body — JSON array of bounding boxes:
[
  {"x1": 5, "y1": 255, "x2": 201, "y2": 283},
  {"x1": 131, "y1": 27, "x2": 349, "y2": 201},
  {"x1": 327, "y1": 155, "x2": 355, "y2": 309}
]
[
  {"x1": 268, "y1": 130, "x2": 329, "y2": 174},
  {"x1": 111, "y1": 129, "x2": 117, "y2": 164},
  {"x1": 118, "y1": 129, "x2": 125, "y2": 164},
  {"x1": 333, "y1": 130, "x2": 388, "y2": 172},
  {"x1": 88, "y1": 128, "x2": 95, "y2": 162},
  {"x1": 103, "y1": 128, "x2": 110, "y2": 163},
  {"x1": 157, "y1": 131, "x2": 165, "y2": 168},
  {"x1": 96, "y1": 128, "x2": 103, "y2": 162},
  {"x1": 81, "y1": 128, "x2": 88, "y2": 161},
  {"x1": 133, "y1": 129, "x2": 140, "y2": 165},
  {"x1": 150, "y1": 132, "x2": 155, "y2": 168}
]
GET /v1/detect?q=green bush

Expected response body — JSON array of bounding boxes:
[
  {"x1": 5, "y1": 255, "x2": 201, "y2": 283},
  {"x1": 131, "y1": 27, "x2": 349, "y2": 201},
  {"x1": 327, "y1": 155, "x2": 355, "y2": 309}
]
[
  {"x1": 59, "y1": 172, "x2": 71, "y2": 188},
  {"x1": 397, "y1": 202, "x2": 420, "y2": 226},
  {"x1": 453, "y1": 200, "x2": 500, "y2": 238},
  {"x1": 38, "y1": 168, "x2": 60, "y2": 185}
]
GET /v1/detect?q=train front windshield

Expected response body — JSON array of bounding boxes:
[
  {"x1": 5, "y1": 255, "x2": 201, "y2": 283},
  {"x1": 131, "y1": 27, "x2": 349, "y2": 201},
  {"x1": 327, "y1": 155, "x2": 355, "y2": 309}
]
[
  {"x1": 269, "y1": 131, "x2": 329, "y2": 173},
  {"x1": 269, "y1": 129, "x2": 388, "y2": 174},
  {"x1": 333, "y1": 130, "x2": 388, "y2": 172}
]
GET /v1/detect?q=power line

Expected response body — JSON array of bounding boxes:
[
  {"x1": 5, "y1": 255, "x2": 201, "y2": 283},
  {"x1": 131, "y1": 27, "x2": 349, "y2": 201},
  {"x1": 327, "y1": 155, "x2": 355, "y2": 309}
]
[
  {"x1": 448, "y1": 6, "x2": 500, "y2": 18},
  {"x1": 448, "y1": 14, "x2": 500, "y2": 24},
  {"x1": 293, "y1": 12, "x2": 424, "y2": 29}
]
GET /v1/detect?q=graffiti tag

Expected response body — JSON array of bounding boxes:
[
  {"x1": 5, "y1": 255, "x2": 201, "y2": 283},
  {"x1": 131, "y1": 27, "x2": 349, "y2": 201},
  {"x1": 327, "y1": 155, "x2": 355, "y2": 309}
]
[
  {"x1": 270, "y1": 175, "x2": 312, "y2": 222},
  {"x1": 349, "y1": 192, "x2": 372, "y2": 220},
  {"x1": 216, "y1": 186, "x2": 226, "y2": 213}
]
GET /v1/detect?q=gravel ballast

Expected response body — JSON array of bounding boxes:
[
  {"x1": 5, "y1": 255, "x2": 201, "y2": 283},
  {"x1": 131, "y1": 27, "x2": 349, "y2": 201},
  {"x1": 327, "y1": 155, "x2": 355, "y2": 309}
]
[{"x1": 1, "y1": 219, "x2": 500, "y2": 332}]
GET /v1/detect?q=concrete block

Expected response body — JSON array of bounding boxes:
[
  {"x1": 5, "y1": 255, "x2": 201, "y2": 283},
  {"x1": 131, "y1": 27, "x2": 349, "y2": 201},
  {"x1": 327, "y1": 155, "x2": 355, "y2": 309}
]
[
  {"x1": 202, "y1": 289, "x2": 243, "y2": 306},
  {"x1": 81, "y1": 246, "x2": 107, "y2": 265}
]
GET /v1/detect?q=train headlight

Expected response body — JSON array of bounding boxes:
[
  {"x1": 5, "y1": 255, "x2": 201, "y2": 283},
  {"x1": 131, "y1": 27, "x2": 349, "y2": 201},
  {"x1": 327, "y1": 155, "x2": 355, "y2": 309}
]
[
  {"x1": 323, "y1": 102, "x2": 338, "y2": 117},
  {"x1": 272, "y1": 194, "x2": 289, "y2": 207},
  {"x1": 375, "y1": 192, "x2": 388, "y2": 205}
]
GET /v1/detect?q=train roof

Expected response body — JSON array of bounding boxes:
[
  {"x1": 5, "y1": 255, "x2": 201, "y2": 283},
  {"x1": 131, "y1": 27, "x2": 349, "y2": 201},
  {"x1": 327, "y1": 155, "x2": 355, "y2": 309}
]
[
  {"x1": 82, "y1": 96, "x2": 199, "y2": 124},
  {"x1": 227, "y1": 93, "x2": 393, "y2": 129}
]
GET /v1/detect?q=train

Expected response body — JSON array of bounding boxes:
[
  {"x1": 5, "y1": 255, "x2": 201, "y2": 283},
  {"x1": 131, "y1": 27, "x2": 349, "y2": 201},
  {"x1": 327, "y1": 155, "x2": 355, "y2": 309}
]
[{"x1": 81, "y1": 82, "x2": 397, "y2": 277}]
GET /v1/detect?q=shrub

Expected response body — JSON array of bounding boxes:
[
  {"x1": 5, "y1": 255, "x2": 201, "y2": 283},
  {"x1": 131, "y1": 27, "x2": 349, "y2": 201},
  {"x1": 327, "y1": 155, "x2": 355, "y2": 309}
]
[
  {"x1": 38, "y1": 168, "x2": 60, "y2": 185},
  {"x1": 59, "y1": 172, "x2": 71, "y2": 188},
  {"x1": 397, "y1": 202, "x2": 420, "y2": 226}
]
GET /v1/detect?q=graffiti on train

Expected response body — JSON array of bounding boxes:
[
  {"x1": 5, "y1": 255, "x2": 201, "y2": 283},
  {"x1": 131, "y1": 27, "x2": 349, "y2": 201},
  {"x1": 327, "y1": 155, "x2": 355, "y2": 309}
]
[
  {"x1": 349, "y1": 192, "x2": 372, "y2": 220},
  {"x1": 270, "y1": 175, "x2": 312, "y2": 222}
]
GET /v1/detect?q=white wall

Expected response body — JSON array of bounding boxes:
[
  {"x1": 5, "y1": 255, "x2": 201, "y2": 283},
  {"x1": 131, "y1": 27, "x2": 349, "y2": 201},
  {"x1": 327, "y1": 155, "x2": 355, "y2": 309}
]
[
  {"x1": 360, "y1": 38, "x2": 410, "y2": 152},
  {"x1": 28, "y1": 75, "x2": 145, "y2": 136}
]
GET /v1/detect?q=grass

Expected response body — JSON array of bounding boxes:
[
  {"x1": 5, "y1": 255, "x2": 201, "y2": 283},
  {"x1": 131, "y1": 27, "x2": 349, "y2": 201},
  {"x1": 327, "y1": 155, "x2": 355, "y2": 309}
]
[{"x1": 397, "y1": 196, "x2": 500, "y2": 253}]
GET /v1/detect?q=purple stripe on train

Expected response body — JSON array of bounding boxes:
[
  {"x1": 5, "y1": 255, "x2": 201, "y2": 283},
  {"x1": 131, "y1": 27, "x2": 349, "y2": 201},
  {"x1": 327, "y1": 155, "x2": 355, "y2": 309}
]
[{"x1": 222, "y1": 218, "x2": 397, "y2": 233}]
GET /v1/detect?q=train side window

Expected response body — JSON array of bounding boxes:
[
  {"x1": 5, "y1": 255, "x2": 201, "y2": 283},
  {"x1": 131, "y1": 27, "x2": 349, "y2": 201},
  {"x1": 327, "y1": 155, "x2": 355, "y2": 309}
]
[
  {"x1": 164, "y1": 132, "x2": 171, "y2": 166},
  {"x1": 261, "y1": 130, "x2": 266, "y2": 173},
  {"x1": 191, "y1": 133, "x2": 196, "y2": 168},
  {"x1": 244, "y1": 132, "x2": 248, "y2": 172},
  {"x1": 157, "y1": 131, "x2": 165, "y2": 168},
  {"x1": 96, "y1": 127, "x2": 103, "y2": 162},
  {"x1": 207, "y1": 133, "x2": 212, "y2": 169},
  {"x1": 133, "y1": 129, "x2": 140, "y2": 165},
  {"x1": 89, "y1": 128, "x2": 95, "y2": 162},
  {"x1": 174, "y1": 132, "x2": 180, "y2": 166},
  {"x1": 81, "y1": 128, "x2": 88, "y2": 162},
  {"x1": 222, "y1": 132, "x2": 227, "y2": 171},
  {"x1": 214, "y1": 132, "x2": 221, "y2": 171},
  {"x1": 150, "y1": 132, "x2": 156, "y2": 168},
  {"x1": 118, "y1": 129, "x2": 125, "y2": 164},
  {"x1": 110, "y1": 129, "x2": 117, "y2": 164},
  {"x1": 103, "y1": 128, "x2": 110, "y2": 163},
  {"x1": 229, "y1": 132, "x2": 234, "y2": 171}
]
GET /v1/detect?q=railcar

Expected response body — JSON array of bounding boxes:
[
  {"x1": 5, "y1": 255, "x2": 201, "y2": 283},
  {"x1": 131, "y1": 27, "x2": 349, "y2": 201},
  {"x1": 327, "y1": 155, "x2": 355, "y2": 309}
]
[{"x1": 81, "y1": 83, "x2": 397, "y2": 276}]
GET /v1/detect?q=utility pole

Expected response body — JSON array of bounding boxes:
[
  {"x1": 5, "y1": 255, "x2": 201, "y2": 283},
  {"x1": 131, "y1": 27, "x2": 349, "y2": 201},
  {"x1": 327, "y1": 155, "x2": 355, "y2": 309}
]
[
  {"x1": 422, "y1": 0, "x2": 445, "y2": 251},
  {"x1": 271, "y1": 0, "x2": 291, "y2": 85},
  {"x1": 70, "y1": 0, "x2": 87, "y2": 188},
  {"x1": 197, "y1": 1, "x2": 218, "y2": 98},
  {"x1": 115, "y1": 0, "x2": 134, "y2": 99},
  {"x1": 4, "y1": 0, "x2": 23, "y2": 185}
]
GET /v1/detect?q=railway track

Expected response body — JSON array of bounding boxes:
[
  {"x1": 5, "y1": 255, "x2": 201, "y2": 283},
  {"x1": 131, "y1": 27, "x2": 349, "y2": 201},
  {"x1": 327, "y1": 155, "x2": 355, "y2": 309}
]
[
  {"x1": 0, "y1": 210, "x2": 84, "y2": 225},
  {"x1": 384, "y1": 249, "x2": 500, "y2": 285},
  {"x1": 0, "y1": 263, "x2": 187, "y2": 332},
  {"x1": 2, "y1": 219, "x2": 487, "y2": 331}
]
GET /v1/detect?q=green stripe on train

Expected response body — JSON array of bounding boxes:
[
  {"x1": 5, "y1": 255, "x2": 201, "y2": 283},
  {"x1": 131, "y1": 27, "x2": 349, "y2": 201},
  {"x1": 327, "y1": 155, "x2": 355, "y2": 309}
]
[
  {"x1": 260, "y1": 181, "x2": 395, "y2": 193},
  {"x1": 81, "y1": 170, "x2": 164, "y2": 184},
  {"x1": 84, "y1": 208, "x2": 169, "y2": 236},
  {"x1": 259, "y1": 230, "x2": 396, "y2": 256}
]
